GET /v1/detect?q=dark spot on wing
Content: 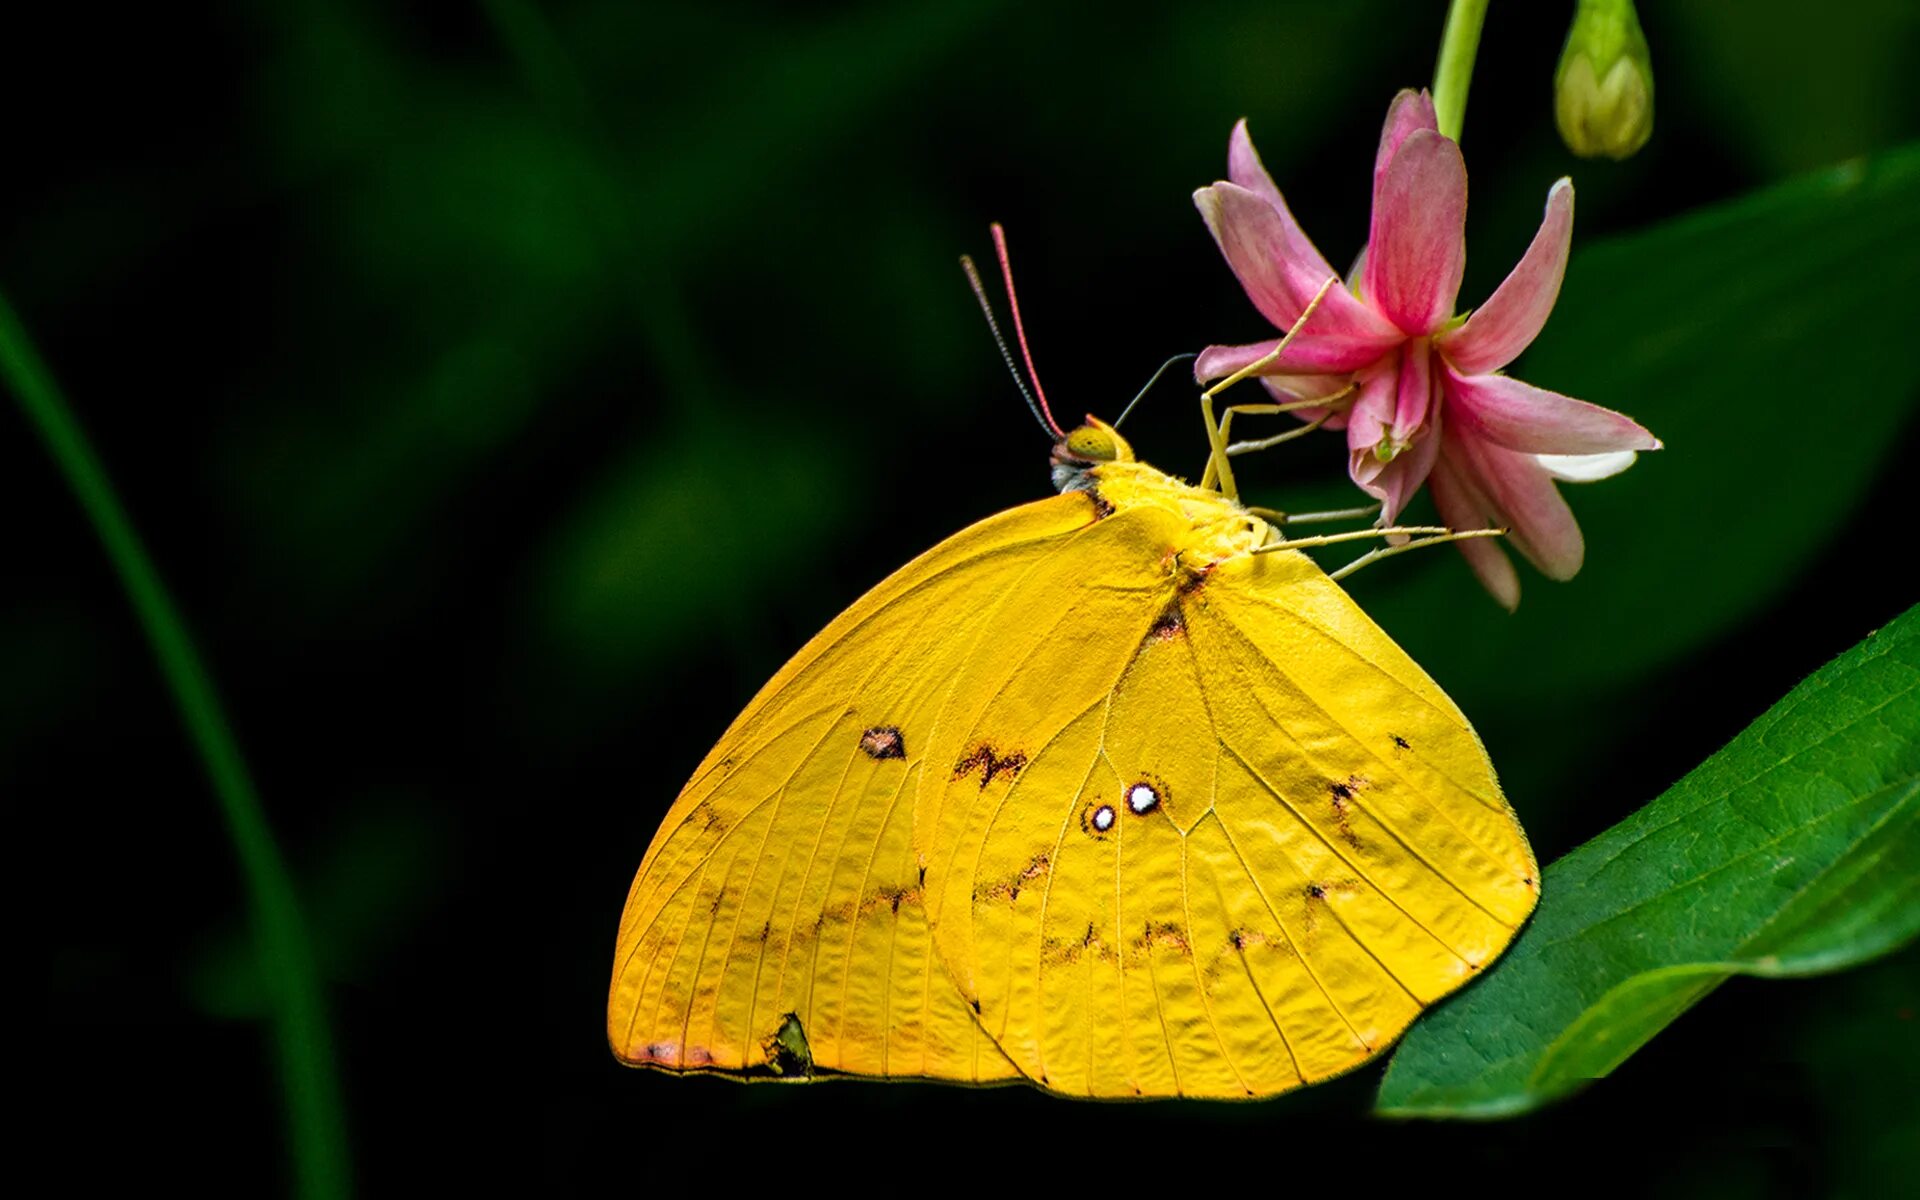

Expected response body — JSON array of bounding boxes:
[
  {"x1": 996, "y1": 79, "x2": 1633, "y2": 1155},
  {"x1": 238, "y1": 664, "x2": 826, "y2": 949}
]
[
  {"x1": 869, "y1": 884, "x2": 921, "y2": 915},
  {"x1": 1391, "y1": 734, "x2": 1411, "y2": 750},
  {"x1": 1040, "y1": 922, "x2": 1119, "y2": 966},
  {"x1": 859, "y1": 725, "x2": 907, "y2": 760},
  {"x1": 1137, "y1": 920, "x2": 1192, "y2": 957},
  {"x1": 975, "y1": 852, "x2": 1052, "y2": 903},
  {"x1": 1300, "y1": 885, "x2": 1328, "y2": 941},
  {"x1": 953, "y1": 744, "x2": 1027, "y2": 789},
  {"x1": 1205, "y1": 926, "x2": 1298, "y2": 982},
  {"x1": 1176, "y1": 558, "x2": 1216, "y2": 595},
  {"x1": 1214, "y1": 926, "x2": 1290, "y2": 972},
  {"x1": 1147, "y1": 602, "x2": 1185, "y2": 641},
  {"x1": 762, "y1": 1013, "x2": 813, "y2": 1078},
  {"x1": 806, "y1": 883, "x2": 926, "y2": 930},
  {"x1": 1327, "y1": 774, "x2": 1366, "y2": 848}
]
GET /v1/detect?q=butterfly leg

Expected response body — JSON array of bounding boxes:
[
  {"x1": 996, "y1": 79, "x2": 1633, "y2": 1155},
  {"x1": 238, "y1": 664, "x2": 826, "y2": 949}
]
[
  {"x1": 1325, "y1": 528, "x2": 1506, "y2": 580},
  {"x1": 1253, "y1": 525, "x2": 1455, "y2": 554},
  {"x1": 1200, "y1": 399, "x2": 1327, "y2": 493},
  {"x1": 1246, "y1": 502, "x2": 1381, "y2": 527},
  {"x1": 1198, "y1": 275, "x2": 1341, "y2": 501}
]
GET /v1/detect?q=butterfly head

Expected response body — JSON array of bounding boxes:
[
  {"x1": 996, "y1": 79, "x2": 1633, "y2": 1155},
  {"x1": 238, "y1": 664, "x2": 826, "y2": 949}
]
[{"x1": 1051, "y1": 416, "x2": 1134, "y2": 493}]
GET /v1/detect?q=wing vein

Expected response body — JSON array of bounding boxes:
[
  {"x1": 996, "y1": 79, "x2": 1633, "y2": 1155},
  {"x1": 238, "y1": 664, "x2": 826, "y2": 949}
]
[
  {"x1": 1226, "y1": 587, "x2": 1508, "y2": 812},
  {"x1": 1179, "y1": 828, "x2": 1256, "y2": 1094},
  {"x1": 1203, "y1": 613, "x2": 1509, "y2": 936},
  {"x1": 1182, "y1": 635, "x2": 1372, "y2": 1055},
  {"x1": 1212, "y1": 813, "x2": 1372, "y2": 1054},
  {"x1": 1026, "y1": 696, "x2": 1113, "y2": 1086}
]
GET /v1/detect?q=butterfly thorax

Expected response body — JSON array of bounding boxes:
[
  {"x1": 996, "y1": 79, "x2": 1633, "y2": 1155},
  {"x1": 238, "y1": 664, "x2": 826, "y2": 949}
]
[
  {"x1": 1086, "y1": 459, "x2": 1275, "y2": 565},
  {"x1": 1052, "y1": 416, "x2": 1276, "y2": 573}
]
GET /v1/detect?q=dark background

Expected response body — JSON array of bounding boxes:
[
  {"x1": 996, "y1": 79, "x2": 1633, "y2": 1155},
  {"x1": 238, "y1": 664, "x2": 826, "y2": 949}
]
[{"x1": 6, "y1": 0, "x2": 1915, "y2": 1192}]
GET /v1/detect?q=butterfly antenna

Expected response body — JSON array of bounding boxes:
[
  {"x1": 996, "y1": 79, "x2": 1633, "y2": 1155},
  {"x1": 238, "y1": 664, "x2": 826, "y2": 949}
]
[
  {"x1": 989, "y1": 223, "x2": 1065, "y2": 438},
  {"x1": 1113, "y1": 353, "x2": 1198, "y2": 430},
  {"x1": 961, "y1": 253, "x2": 1058, "y2": 440}
]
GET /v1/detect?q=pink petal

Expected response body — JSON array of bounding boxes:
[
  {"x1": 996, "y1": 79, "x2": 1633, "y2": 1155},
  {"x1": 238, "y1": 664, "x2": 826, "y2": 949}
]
[
  {"x1": 1195, "y1": 183, "x2": 1403, "y2": 350},
  {"x1": 1342, "y1": 355, "x2": 1399, "y2": 455},
  {"x1": 1228, "y1": 119, "x2": 1291, "y2": 215},
  {"x1": 1373, "y1": 89, "x2": 1440, "y2": 212},
  {"x1": 1444, "y1": 425, "x2": 1585, "y2": 580},
  {"x1": 1429, "y1": 453, "x2": 1520, "y2": 610},
  {"x1": 1352, "y1": 407, "x2": 1441, "y2": 525},
  {"x1": 1259, "y1": 376, "x2": 1354, "y2": 430},
  {"x1": 1363, "y1": 130, "x2": 1468, "y2": 336},
  {"x1": 1437, "y1": 179, "x2": 1575, "y2": 375},
  {"x1": 1443, "y1": 366, "x2": 1662, "y2": 455},
  {"x1": 1347, "y1": 245, "x2": 1371, "y2": 305},
  {"x1": 1393, "y1": 338, "x2": 1433, "y2": 444},
  {"x1": 1193, "y1": 326, "x2": 1399, "y2": 379},
  {"x1": 1252, "y1": 372, "x2": 1356, "y2": 403}
]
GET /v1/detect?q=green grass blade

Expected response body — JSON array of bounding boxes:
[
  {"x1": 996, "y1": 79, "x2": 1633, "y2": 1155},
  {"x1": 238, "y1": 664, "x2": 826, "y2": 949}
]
[{"x1": 1, "y1": 290, "x2": 349, "y2": 1196}]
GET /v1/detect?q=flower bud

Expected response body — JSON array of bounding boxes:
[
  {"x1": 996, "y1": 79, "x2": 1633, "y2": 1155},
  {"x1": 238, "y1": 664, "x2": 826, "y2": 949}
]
[{"x1": 1555, "y1": 0, "x2": 1653, "y2": 160}]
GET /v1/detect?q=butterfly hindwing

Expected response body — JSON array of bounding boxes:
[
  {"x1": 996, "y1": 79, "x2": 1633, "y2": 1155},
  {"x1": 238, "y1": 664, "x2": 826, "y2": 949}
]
[{"x1": 922, "y1": 529, "x2": 1539, "y2": 1098}]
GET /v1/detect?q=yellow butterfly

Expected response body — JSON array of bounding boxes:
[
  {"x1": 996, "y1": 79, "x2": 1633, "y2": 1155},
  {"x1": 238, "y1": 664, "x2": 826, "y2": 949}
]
[{"x1": 607, "y1": 228, "x2": 1538, "y2": 1099}]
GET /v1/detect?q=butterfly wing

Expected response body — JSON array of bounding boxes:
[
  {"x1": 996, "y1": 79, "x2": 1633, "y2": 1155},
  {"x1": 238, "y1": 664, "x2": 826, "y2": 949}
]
[
  {"x1": 922, "y1": 531, "x2": 1539, "y2": 1098},
  {"x1": 607, "y1": 490, "x2": 1107, "y2": 1080}
]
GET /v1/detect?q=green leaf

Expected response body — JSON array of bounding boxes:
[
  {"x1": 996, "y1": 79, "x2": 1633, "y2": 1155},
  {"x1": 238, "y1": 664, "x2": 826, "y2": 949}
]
[{"x1": 1375, "y1": 604, "x2": 1920, "y2": 1117}]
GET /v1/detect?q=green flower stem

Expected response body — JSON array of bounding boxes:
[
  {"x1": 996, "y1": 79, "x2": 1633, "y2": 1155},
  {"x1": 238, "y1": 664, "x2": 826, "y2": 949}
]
[
  {"x1": 0, "y1": 290, "x2": 348, "y2": 1199},
  {"x1": 1432, "y1": 0, "x2": 1491, "y2": 141}
]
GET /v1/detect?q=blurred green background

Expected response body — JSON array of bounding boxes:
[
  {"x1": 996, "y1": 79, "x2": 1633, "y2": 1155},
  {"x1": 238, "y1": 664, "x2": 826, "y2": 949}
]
[{"x1": 6, "y1": 0, "x2": 1915, "y2": 1192}]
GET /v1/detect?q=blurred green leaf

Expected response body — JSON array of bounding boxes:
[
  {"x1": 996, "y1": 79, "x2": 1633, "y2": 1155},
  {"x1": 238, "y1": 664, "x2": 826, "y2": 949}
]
[
  {"x1": 536, "y1": 425, "x2": 852, "y2": 676},
  {"x1": 1376, "y1": 604, "x2": 1920, "y2": 1117},
  {"x1": 1357, "y1": 145, "x2": 1920, "y2": 699},
  {"x1": 188, "y1": 797, "x2": 448, "y2": 1019},
  {"x1": 1799, "y1": 947, "x2": 1920, "y2": 1197},
  {"x1": 1663, "y1": 0, "x2": 1920, "y2": 176}
]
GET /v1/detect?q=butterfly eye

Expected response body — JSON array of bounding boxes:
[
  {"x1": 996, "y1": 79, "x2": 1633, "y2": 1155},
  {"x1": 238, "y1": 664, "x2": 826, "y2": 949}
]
[{"x1": 1064, "y1": 425, "x2": 1119, "y2": 461}]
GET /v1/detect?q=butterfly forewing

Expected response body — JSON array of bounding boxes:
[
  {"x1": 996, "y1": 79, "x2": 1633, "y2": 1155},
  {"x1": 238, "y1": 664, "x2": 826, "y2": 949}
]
[{"x1": 609, "y1": 493, "x2": 1102, "y2": 1079}]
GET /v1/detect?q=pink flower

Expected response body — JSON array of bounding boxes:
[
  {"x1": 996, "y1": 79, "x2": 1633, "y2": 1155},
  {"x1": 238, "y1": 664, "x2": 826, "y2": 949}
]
[{"x1": 1194, "y1": 89, "x2": 1661, "y2": 609}]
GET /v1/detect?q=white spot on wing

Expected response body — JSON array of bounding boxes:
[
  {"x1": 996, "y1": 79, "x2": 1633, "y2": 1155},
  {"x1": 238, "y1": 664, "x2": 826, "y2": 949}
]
[
  {"x1": 1091, "y1": 805, "x2": 1115, "y2": 832},
  {"x1": 1127, "y1": 783, "x2": 1159, "y2": 815}
]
